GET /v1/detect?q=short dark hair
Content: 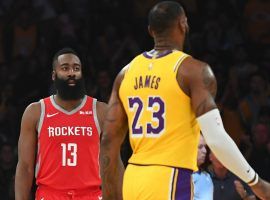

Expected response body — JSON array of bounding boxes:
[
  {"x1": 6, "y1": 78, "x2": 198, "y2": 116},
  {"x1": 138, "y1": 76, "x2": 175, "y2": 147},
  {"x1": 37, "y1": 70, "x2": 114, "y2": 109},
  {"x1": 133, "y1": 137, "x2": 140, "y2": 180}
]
[
  {"x1": 52, "y1": 47, "x2": 79, "y2": 69},
  {"x1": 148, "y1": 1, "x2": 184, "y2": 35}
]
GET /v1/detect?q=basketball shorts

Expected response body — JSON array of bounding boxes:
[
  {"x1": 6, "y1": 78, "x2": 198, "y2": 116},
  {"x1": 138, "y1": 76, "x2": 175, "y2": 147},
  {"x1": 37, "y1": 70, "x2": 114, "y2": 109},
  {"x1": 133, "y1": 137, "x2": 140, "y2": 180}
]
[
  {"x1": 123, "y1": 164, "x2": 193, "y2": 200},
  {"x1": 35, "y1": 185, "x2": 102, "y2": 200}
]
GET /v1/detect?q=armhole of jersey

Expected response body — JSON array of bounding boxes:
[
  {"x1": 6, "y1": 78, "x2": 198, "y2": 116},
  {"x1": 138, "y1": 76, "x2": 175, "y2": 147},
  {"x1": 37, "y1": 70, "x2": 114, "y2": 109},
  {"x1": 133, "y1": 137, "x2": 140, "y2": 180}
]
[
  {"x1": 37, "y1": 99, "x2": 45, "y2": 137},
  {"x1": 172, "y1": 54, "x2": 191, "y2": 100},
  {"x1": 93, "y1": 98, "x2": 101, "y2": 136},
  {"x1": 119, "y1": 62, "x2": 131, "y2": 98},
  {"x1": 173, "y1": 54, "x2": 190, "y2": 74},
  {"x1": 35, "y1": 154, "x2": 41, "y2": 178},
  {"x1": 35, "y1": 100, "x2": 44, "y2": 178},
  {"x1": 123, "y1": 62, "x2": 131, "y2": 76}
]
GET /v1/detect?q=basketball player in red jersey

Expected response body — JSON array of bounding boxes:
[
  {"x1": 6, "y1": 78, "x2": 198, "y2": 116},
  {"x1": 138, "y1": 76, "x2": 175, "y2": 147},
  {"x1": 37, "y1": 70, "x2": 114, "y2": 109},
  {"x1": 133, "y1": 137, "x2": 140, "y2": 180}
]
[{"x1": 15, "y1": 48, "x2": 106, "y2": 200}]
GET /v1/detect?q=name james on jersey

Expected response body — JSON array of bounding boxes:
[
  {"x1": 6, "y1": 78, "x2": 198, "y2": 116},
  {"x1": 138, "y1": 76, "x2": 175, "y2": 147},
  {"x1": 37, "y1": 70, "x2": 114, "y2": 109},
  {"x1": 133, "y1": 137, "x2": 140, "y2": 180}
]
[{"x1": 134, "y1": 75, "x2": 161, "y2": 90}]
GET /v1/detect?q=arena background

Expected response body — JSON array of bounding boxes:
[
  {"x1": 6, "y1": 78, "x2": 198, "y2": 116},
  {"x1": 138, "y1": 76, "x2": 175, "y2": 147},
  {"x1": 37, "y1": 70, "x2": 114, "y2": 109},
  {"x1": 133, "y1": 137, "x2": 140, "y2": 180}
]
[{"x1": 0, "y1": 0, "x2": 269, "y2": 199}]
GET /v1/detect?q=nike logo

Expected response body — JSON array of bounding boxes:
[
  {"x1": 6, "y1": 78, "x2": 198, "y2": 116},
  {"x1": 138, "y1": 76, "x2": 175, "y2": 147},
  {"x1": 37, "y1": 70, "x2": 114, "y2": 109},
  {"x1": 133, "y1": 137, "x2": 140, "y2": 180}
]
[
  {"x1": 46, "y1": 113, "x2": 59, "y2": 118},
  {"x1": 41, "y1": 198, "x2": 44, "y2": 200},
  {"x1": 98, "y1": 196, "x2": 102, "y2": 200},
  {"x1": 247, "y1": 167, "x2": 250, "y2": 173}
]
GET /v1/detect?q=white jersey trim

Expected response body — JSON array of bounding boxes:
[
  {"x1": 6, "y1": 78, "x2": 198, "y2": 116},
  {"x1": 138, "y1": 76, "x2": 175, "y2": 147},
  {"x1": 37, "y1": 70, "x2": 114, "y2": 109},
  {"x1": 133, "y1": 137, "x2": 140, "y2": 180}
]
[
  {"x1": 50, "y1": 95, "x2": 87, "y2": 115},
  {"x1": 37, "y1": 99, "x2": 45, "y2": 137},
  {"x1": 35, "y1": 155, "x2": 41, "y2": 178},
  {"x1": 36, "y1": 99, "x2": 44, "y2": 178},
  {"x1": 168, "y1": 168, "x2": 176, "y2": 200},
  {"x1": 93, "y1": 98, "x2": 101, "y2": 136},
  {"x1": 173, "y1": 54, "x2": 189, "y2": 72}
]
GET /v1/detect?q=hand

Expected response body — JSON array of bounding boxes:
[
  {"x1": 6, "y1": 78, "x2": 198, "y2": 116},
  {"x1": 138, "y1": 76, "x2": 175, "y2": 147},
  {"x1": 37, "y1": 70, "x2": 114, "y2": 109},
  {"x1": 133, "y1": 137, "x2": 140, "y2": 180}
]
[
  {"x1": 234, "y1": 180, "x2": 248, "y2": 199},
  {"x1": 250, "y1": 177, "x2": 270, "y2": 200}
]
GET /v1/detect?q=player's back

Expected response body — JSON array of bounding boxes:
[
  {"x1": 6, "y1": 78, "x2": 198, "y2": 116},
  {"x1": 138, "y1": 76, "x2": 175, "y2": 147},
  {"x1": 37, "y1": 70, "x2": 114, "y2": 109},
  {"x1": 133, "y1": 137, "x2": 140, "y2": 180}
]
[
  {"x1": 36, "y1": 95, "x2": 101, "y2": 190},
  {"x1": 119, "y1": 49, "x2": 200, "y2": 170}
]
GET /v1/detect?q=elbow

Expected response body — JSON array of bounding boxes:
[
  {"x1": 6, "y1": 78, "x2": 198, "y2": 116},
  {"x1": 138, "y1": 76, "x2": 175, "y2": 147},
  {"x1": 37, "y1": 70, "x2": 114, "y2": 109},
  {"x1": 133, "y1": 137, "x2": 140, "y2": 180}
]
[{"x1": 16, "y1": 161, "x2": 34, "y2": 178}]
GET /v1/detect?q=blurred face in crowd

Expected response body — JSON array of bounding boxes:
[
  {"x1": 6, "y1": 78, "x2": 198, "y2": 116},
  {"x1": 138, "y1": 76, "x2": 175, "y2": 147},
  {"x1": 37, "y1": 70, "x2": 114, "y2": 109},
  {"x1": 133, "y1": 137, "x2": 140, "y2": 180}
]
[
  {"x1": 250, "y1": 75, "x2": 266, "y2": 95},
  {"x1": 52, "y1": 53, "x2": 86, "y2": 100},
  {"x1": 97, "y1": 70, "x2": 111, "y2": 89},
  {"x1": 0, "y1": 144, "x2": 14, "y2": 165},
  {"x1": 197, "y1": 135, "x2": 207, "y2": 166},
  {"x1": 252, "y1": 123, "x2": 269, "y2": 146}
]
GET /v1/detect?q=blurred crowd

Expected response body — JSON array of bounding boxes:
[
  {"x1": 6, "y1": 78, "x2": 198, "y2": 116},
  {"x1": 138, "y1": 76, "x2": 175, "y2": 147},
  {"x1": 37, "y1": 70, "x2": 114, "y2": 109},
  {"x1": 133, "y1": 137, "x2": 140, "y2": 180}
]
[{"x1": 0, "y1": 0, "x2": 269, "y2": 199}]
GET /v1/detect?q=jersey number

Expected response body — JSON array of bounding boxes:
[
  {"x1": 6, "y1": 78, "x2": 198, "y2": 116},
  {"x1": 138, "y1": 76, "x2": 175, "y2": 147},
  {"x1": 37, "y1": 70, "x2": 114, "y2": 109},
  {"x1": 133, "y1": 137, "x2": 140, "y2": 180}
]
[
  {"x1": 128, "y1": 96, "x2": 165, "y2": 137},
  {"x1": 61, "y1": 143, "x2": 77, "y2": 166}
]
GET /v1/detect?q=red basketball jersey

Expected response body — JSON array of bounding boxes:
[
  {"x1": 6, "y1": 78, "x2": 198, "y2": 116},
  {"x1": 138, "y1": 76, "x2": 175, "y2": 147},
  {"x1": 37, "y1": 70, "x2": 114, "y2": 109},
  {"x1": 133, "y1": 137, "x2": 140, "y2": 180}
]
[{"x1": 35, "y1": 95, "x2": 101, "y2": 190}]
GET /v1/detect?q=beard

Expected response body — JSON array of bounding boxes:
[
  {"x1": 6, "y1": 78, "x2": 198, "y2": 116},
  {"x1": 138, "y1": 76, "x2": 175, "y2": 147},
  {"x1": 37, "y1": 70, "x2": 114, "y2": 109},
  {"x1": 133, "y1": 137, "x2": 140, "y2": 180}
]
[{"x1": 54, "y1": 74, "x2": 86, "y2": 100}]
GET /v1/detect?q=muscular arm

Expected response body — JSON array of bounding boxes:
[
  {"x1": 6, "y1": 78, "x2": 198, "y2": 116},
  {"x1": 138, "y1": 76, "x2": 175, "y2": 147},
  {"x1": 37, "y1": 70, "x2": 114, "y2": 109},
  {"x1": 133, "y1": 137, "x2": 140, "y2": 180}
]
[
  {"x1": 178, "y1": 57, "x2": 270, "y2": 200},
  {"x1": 177, "y1": 57, "x2": 217, "y2": 116},
  {"x1": 15, "y1": 103, "x2": 40, "y2": 200},
  {"x1": 100, "y1": 68, "x2": 128, "y2": 200}
]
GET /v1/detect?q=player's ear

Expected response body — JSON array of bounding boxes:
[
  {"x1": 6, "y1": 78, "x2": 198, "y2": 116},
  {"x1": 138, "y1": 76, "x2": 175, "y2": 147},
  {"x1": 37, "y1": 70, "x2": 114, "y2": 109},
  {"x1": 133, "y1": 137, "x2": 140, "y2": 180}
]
[
  {"x1": 178, "y1": 16, "x2": 187, "y2": 34},
  {"x1": 148, "y1": 26, "x2": 154, "y2": 38},
  {"x1": 52, "y1": 70, "x2": 56, "y2": 81},
  {"x1": 180, "y1": 16, "x2": 189, "y2": 34}
]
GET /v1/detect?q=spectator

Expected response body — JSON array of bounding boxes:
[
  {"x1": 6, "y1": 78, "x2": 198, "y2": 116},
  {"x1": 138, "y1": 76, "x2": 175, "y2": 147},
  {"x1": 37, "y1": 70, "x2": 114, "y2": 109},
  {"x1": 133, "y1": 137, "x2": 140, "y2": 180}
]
[
  {"x1": 248, "y1": 122, "x2": 270, "y2": 181},
  {"x1": 12, "y1": 6, "x2": 38, "y2": 58},
  {"x1": 239, "y1": 72, "x2": 270, "y2": 129},
  {"x1": 209, "y1": 152, "x2": 256, "y2": 200},
  {"x1": 244, "y1": 0, "x2": 270, "y2": 45},
  {"x1": 0, "y1": 142, "x2": 16, "y2": 200},
  {"x1": 193, "y1": 135, "x2": 213, "y2": 200}
]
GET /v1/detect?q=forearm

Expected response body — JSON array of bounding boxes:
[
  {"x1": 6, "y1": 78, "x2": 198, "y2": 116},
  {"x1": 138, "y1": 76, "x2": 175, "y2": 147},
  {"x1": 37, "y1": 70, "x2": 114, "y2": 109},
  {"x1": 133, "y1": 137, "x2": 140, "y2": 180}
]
[
  {"x1": 15, "y1": 164, "x2": 34, "y2": 200},
  {"x1": 100, "y1": 137, "x2": 125, "y2": 200},
  {"x1": 197, "y1": 109, "x2": 257, "y2": 184}
]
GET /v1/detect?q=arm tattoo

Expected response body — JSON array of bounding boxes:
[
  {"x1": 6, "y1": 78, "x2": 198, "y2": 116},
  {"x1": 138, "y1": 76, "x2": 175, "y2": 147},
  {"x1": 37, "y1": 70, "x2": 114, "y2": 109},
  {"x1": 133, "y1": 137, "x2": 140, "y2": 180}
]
[
  {"x1": 195, "y1": 98, "x2": 208, "y2": 117},
  {"x1": 195, "y1": 66, "x2": 217, "y2": 116},
  {"x1": 202, "y1": 67, "x2": 217, "y2": 98},
  {"x1": 101, "y1": 155, "x2": 110, "y2": 169}
]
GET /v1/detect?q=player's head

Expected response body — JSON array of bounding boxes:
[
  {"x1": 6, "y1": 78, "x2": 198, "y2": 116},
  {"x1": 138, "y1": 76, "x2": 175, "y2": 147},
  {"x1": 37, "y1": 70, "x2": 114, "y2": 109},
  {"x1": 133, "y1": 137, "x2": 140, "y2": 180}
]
[
  {"x1": 197, "y1": 135, "x2": 207, "y2": 167},
  {"x1": 148, "y1": 1, "x2": 189, "y2": 50},
  {"x1": 52, "y1": 47, "x2": 86, "y2": 100}
]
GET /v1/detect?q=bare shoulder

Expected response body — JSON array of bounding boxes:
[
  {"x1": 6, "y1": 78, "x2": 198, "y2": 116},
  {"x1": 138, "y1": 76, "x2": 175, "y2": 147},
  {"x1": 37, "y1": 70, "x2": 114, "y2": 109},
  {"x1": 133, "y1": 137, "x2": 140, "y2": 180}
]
[
  {"x1": 95, "y1": 63, "x2": 129, "y2": 121},
  {"x1": 178, "y1": 56, "x2": 217, "y2": 116},
  {"x1": 96, "y1": 101, "x2": 108, "y2": 114},
  {"x1": 95, "y1": 66, "x2": 129, "y2": 132},
  {"x1": 178, "y1": 56, "x2": 216, "y2": 97},
  {"x1": 114, "y1": 64, "x2": 129, "y2": 90},
  {"x1": 23, "y1": 102, "x2": 41, "y2": 119},
  {"x1": 20, "y1": 101, "x2": 41, "y2": 132}
]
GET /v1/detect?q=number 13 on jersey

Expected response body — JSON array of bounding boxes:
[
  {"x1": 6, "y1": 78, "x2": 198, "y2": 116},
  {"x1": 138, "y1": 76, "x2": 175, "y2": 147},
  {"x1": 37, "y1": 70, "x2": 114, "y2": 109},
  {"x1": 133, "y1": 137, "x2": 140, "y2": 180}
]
[
  {"x1": 61, "y1": 143, "x2": 77, "y2": 166},
  {"x1": 128, "y1": 96, "x2": 165, "y2": 137}
]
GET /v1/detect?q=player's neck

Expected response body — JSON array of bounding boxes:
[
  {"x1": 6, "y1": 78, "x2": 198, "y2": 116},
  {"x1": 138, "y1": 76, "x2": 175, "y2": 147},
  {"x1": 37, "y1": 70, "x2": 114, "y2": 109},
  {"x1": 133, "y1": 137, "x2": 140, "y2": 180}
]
[
  {"x1": 154, "y1": 36, "x2": 183, "y2": 51},
  {"x1": 53, "y1": 95, "x2": 84, "y2": 112}
]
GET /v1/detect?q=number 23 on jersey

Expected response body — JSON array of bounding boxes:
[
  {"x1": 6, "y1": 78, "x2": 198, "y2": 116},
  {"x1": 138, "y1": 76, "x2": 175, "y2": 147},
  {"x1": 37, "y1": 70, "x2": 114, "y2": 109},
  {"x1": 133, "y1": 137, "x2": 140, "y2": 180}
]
[{"x1": 128, "y1": 96, "x2": 165, "y2": 138}]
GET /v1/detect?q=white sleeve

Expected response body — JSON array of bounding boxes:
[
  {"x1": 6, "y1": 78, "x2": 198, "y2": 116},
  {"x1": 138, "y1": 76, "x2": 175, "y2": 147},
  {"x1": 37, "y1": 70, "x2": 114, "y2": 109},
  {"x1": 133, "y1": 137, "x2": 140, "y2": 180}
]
[{"x1": 197, "y1": 109, "x2": 258, "y2": 185}]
